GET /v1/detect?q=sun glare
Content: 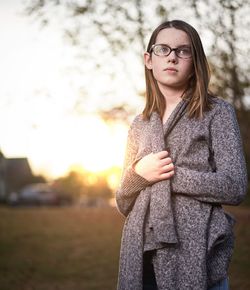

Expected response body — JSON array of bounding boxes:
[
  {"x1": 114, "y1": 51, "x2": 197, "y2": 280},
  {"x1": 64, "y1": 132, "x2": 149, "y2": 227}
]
[
  {"x1": 0, "y1": 3, "x2": 132, "y2": 185},
  {"x1": 27, "y1": 114, "x2": 128, "y2": 180}
]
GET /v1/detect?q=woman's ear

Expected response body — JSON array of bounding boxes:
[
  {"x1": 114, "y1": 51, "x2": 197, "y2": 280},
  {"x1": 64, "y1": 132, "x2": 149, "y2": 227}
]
[{"x1": 144, "y1": 52, "x2": 152, "y2": 69}]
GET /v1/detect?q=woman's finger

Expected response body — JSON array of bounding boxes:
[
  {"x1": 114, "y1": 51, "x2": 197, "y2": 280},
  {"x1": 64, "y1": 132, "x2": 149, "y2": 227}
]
[
  {"x1": 156, "y1": 151, "x2": 169, "y2": 159},
  {"x1": 159, "y1": 157, "x2": 172, "y2": 166},
  {"x1": 159, "y1": 163, "x2": 174, "y2": 173},
  {"x1": 159, "y1": 170, "x2": 175, "y2": 180}
]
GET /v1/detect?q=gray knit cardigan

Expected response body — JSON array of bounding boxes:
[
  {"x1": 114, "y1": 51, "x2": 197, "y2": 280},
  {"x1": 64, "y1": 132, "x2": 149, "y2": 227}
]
[{"x1": 116, "y1": 97, "x2": 247, "y2": 290}]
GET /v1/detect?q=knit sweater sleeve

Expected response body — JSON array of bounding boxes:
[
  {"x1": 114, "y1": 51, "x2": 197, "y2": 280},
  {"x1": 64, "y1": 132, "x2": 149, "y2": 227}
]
[
  {"x1": 171, "y1": 101, "x2": 248, "y2": 205},
  {"x1": 116, "y1": 116, "x2": 151, "y2": 217}
]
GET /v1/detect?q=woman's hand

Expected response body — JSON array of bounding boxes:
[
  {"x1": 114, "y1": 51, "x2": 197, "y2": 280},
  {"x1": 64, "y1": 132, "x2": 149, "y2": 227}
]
[{"x1": 133, "y1": 151, "x2": 175, "y2": 183}]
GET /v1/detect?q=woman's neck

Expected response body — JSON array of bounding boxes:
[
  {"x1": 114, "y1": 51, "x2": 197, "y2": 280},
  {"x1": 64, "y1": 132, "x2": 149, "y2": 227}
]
[
  {"x1": 160, "y1": 85, "x2": 185, "y2": 125},
  {"x1": 158, "y1": 83, "x2": 186, "y2": 105}
]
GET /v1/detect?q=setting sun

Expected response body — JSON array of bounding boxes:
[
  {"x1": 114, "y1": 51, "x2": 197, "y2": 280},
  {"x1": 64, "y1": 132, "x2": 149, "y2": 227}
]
[
  {"x1": 0, "y1": 2, "x2": 136, "y2": 185},
  {"x1": 74, "y1": 116, "x2": 127, "y2": 172},
  {"x1": 27, "y1": 114, "x2": 128, "y2": 179}
]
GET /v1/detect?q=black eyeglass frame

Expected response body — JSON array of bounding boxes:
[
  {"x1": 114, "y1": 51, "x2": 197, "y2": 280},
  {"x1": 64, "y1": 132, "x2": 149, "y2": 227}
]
[{"x1": 150, "y1": 44, "x2": 192, "y2": 59}]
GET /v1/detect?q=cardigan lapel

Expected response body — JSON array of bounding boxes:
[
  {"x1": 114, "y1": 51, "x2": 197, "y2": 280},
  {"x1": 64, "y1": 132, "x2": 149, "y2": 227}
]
[
  {"x1": 163, "y1": 99, "x2": 189, "y2": 137},
  {"x1": 148, "y1": 99, "x2": 189, "y2": 244}
]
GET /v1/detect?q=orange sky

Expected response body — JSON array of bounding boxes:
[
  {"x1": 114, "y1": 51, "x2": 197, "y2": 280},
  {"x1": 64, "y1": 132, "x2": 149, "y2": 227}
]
[{"x1": 0, "y1": 1, "x2": 144, "y2": 179}]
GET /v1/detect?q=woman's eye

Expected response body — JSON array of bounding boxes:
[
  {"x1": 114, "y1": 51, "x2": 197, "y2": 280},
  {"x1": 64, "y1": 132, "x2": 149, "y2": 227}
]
[
  {"x1": 158, "y1": 46, "x2": 169, "y2": 54},
  {"x1": 178, "y1": 48, "x2": 190, "y2": 55}
]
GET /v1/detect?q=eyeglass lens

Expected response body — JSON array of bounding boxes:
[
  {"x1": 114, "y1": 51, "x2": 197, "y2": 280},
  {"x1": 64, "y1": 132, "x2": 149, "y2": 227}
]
[{"x1": 152, "y1": 44, "x2": 191, "y2": 58}]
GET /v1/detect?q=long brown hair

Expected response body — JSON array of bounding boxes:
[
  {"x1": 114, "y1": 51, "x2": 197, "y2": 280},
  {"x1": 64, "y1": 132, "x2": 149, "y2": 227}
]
[{"x1": 143, "y1": 20, "x2": 214, "y2": 119}]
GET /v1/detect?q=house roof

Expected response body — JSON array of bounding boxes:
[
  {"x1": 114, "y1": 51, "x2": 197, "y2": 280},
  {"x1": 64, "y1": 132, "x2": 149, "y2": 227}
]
[
  {"x1": 5, "y1": 158, "x2": 33, "y2": 192},
  {"x1": 0, "y1": 150, "x2": 5, "y2": 159}
]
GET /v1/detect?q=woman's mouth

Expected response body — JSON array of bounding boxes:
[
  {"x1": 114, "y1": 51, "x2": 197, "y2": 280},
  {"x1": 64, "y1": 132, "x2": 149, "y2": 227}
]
[{"x1": 164, "y1": 67, "x2": 178, "y2": 72}]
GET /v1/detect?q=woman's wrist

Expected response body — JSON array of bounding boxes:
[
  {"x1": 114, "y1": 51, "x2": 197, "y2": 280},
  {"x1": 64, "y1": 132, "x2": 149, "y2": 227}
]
[{"x1": 133, "y1": 159, "x2": 142, "y2": 175}]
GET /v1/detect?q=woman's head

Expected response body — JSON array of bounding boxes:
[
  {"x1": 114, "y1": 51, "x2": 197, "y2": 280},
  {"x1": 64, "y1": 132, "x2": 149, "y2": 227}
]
[{"x1": 143, "y1": 20, "x2": 212, "y2": 119}]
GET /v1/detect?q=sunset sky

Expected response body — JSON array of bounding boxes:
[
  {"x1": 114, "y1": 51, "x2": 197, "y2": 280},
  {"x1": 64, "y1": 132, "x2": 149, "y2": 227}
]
[
  {"x1": 1, "y1": 1, "x2": 249, "y2": 182},
  {"x1": 0, "y1": 1, "x2": 144, "y2": 180}
]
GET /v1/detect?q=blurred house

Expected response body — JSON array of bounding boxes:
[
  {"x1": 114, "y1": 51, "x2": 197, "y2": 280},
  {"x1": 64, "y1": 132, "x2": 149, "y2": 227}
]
[
  {"x1": 0, "y1": 149, "x2": 33, "y2": 202},
  {"x1": 0, "y1": 151, "x2": 34, "y2": 201},
  {"x1": 5, "y1": 158, "x2": 33, "y2": 192},
  {"x1": 0, "y1": 151, "x2": 5, "y2": 200}
]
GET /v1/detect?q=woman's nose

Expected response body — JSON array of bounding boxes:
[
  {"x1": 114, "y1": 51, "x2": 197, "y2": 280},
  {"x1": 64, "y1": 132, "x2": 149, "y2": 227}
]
[{"x1": 167, "y1": 50, "x2": 178, "y2": 63}]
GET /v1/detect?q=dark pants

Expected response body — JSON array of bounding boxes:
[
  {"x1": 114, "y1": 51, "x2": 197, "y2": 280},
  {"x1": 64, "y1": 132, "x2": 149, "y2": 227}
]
[{"x1": 143, "y1": 251, "x2": 158, "y2": 290}]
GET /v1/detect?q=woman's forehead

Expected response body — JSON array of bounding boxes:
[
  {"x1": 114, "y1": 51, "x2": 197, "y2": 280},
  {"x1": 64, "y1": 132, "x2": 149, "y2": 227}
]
[{"x1": 155, "y1": 28, "x2": 191, "y2": 46}]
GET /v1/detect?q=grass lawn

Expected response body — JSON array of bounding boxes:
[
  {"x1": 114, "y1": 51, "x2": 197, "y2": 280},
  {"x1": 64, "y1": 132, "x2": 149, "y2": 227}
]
[
  {"x1": 225, "y1": 206, "x2": 250, "y2": 290},
  {"x1": 0, "y1": 205, "x2": 249, "y2": 290}
]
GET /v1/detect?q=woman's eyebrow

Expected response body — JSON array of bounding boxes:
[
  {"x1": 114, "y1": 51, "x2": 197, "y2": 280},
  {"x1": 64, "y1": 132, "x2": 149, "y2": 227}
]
[{"x1": 155, "y1": 43, "x2": 191, "y2": 47}]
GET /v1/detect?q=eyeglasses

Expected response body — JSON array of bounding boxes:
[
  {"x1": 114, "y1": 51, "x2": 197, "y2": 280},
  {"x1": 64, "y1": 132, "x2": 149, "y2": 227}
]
[{"x1": 150, "y1": 44, "x2": 192, "y2": 59}]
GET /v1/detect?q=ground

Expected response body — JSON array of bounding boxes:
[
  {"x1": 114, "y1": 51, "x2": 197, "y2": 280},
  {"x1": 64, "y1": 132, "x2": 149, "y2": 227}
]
[{"x1": 0, "y1": 205, "x2": 249, "y2": 290}]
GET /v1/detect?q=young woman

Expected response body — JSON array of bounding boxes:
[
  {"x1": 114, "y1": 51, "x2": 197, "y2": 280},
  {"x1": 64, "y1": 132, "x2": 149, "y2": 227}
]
[{"x1": 116, "y1": 20, "x2": 247, "y2": 290}]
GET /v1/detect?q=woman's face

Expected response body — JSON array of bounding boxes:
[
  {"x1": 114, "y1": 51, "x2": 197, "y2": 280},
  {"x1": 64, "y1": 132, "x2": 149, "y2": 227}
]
[{"x1": 144, "y1": 28, "x2": 194, "y2": 93}]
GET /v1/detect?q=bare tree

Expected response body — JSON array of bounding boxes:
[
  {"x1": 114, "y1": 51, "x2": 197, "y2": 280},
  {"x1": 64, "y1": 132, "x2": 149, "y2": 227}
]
[
  {"x1": 23, "y1": 0, "x2": 250, "y2": 113},
  {"x1": 22, "y1": 0, "x2": 179, "y2": 119},
  {"x1": 191, "y1": 0, "x2": 250, "y2": 111}
]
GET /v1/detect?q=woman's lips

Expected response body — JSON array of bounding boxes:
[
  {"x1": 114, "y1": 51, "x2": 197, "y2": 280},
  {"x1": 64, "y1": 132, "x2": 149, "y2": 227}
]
[{"x1": 164, "y1": 67, "x2": 178, "y2": 72}]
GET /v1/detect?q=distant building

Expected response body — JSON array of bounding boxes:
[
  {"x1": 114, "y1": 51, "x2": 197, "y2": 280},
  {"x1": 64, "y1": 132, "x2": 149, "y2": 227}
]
[
  {"x1": 5, "y1": 157, "x2": 33, "y2": 193},
  {"x1": 0, "y1": 149, "x2": 34, "y2": 201},
  {"x1": 0, "y1": 151, "x2": 5, "y2": 200}
]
